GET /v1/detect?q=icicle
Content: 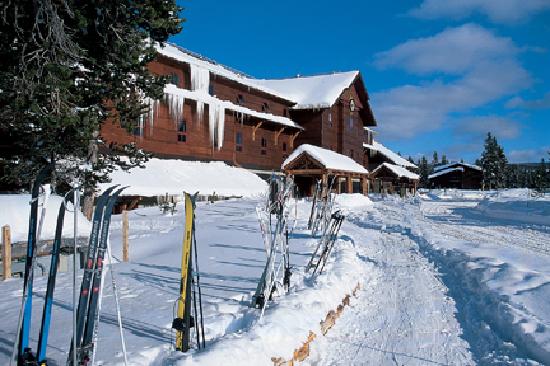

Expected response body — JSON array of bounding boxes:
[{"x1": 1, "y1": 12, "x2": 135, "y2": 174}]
[
  {"x1": 196, "y1": 101, "x2": 204, "y2": 124},
  {"x1": 217, "y1": 105, "x2": 225, "y2": 150},
  {"x1": 208, "y1": 101, "x2": 217, "y2": 148},
  {"x1": 190, "y1": 64, "x2": 210, "y2": 93}
]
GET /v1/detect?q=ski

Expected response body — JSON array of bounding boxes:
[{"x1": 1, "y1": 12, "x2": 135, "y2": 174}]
[
  {"x1": 172, "y1": 193, "x2": 195, "y2": 352},
  {"x1": 80, "y1": 187, "x2": 126, "y2": 363},
  {"x1": 36, "y1": 190, "x2": 73, "y2": 363},
  {"x1": 68, "y1": 185, "x2": 118, "y2": 366},
  {"x1": 14, "y1": 164, "x2": 53, "y2": 366}
]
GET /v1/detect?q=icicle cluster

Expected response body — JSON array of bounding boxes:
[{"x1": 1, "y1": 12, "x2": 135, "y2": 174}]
[
  {"x1": 190, "y1": 63, "x2": 210, "y2": 125},
  {"x1": 163, "y1": 92, "x2": 185, "y2": 125},
  {"x1": 208, "y1": 100, "x2": 225, "y2": 150}
]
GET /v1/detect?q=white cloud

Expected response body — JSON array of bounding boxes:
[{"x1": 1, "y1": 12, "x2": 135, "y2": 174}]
[
  {"x1": 506, "y1": 92, "x2": 550, "y2": 109},
  {"x1": 371, "y1": 25, "x2": 531, "y2": 140},
  {"x1": 409, "y1": 0, "x2": 550, "y2": 24},
  {"x1": 508, "y1": 146, "x2": 550, "y2": 163},
  {"x1": 454, "y1": 116, "x2": 521, "y2": 139},
  {"x1": 373, "y1": 24, "x2": 518, "y2": 74}
]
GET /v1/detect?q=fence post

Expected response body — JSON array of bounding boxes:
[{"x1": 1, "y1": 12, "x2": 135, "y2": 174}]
[
  {"x1": 2, "y1": 225, "x2": 11, "y2": 280},
  {"x1": 122, "y1": 210, "x2": 129, "y2": 262}
]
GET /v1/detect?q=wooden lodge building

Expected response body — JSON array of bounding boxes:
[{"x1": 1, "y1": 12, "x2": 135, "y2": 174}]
[
  {"x1": 429, "y1": 162, "x2": 483, "y2": 189},
  {"x1": 101, "y1": 43, "x2": 417, "y2": 196}
]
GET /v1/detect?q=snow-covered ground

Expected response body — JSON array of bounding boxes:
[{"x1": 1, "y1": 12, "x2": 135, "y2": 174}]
[{"x1": 0, "y1": 189, "x2": 548, "y2": 365}]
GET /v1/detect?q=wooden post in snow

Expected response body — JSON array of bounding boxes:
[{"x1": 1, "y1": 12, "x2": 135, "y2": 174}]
[
  {"x1": 2, "y1": 225, "x2": 11, "y2": 280},
  {"x1": 122, "y1": 210, "x2": 129, "y2": 262},
  {"x1": 346, "y1": 177, "x2": 353, "y2": 194}
]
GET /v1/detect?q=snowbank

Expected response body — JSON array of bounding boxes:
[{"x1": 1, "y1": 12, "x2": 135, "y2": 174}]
[
  {"x1": 475, "y1": 199, "x2": 550, "y2": 226},
  {"x1": 335, "y1": 193, "x2": 373, "y2": 211},
  {"x1": 99, "y1": 159, "x2": 268, "y2": 197},
  {"x1": 0, "y1": 194, "x2": 91, "y2": 242}
]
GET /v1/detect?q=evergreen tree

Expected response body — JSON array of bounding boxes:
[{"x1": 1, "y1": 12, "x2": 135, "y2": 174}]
[
  {"x1": 480, "y1": 133, "x2": 508, "y2": 189},
  {"x1": 534, "y1": 159, "x2": 547, "y2": 192},
  {"x1": 419, "y1": 156, "x2": 431, "y2": 188},
  {"x1": 432, "y1": 151, "x2": 439, "y2": 165},
  {"x1": 408, "y1": 156, "x2": 415, "y2": 164},
  {"x1": 441, "y1": 154, "x2": 448, "y2": 165},
  {"x1": 0, "y1": 1, "x2": 183, "y2": 191}
]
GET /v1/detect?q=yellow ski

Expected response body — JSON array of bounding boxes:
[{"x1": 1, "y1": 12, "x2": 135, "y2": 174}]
[{"x1": 173, "y1": 193, "x2": 194, "y2": 351}]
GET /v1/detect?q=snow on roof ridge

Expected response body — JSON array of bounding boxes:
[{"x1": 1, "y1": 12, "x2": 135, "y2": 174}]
[
  {"x1": 282, "y1": 144, "x2": 369, "y2": 175},
  {"x1": 156, "y1": 43, "x2": 295, "y2": 102},
  {"x1": 372, "y1": 163, "x2": 419, "y2": 180},
  {"x1": 433, "y1": 162, "x2": 481, "y2": 172},
  {"x1": 258, "y1": 70, "x2": 359, "y2": 81},
  {"x1": 363, "y1": 141, "x2": 417, "y2": 169},
  {"x1": 429, "y1": 167, "x2": 465, "y2": 179},
  {"x1": 249, "y1": 71, "x2": 360, "y2": 110}
]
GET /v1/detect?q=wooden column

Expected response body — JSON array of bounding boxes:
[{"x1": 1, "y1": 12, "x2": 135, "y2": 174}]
[
  {"x1": 122, "y1": 210, "x2": 129, "y2": 262},
  {"x1": 362, "y1": 177, "x2": 369, "y2": 195},
  {"x1": 252, "y1": 122, "x2": 263, "y2": 141},
  {"x1": 321, "y1": 173, "x2": 328, "y2": 198},
  {"x1": 274, "y1": 127, "x2": 285, "y2": 146},
  {"x1": 2, "y1": 225, "x2": 11, "y2": 280},
  {"x1": 290, "y1": 131, "x2": 301, "y2": 149},
  {"x1": 346, "y1": 176, "x2": 353, "y2": 194}
]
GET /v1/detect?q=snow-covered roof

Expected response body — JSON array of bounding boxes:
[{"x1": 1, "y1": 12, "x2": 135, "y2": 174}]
[
  {"x1": 363, "y1": 141, "x2": 417, "y2": 169},
  {"x1": 164, "y1": 84, "x2": 301, "y2": 129},
  {"x1": 251, "y1": 71, "x2": 360, "y2": 109},
  {"x1": 156, "y1": 43, "x2": 294, "y2": 102},
  {"x1": 434, "y1": 162, "x2": 481, "y2": 172},
  {"x1": 429, "y1": 167, "x2": 464, "y2": 179},
  {"x1": 372, "y1": 163, "x2": 419, "y2": 180},
  {"x1": 98, "y1": 159, "x2": 267, "y2": 197},
  {"x1": 282, "y1": 144, "x2": 369, "y2": 175}
]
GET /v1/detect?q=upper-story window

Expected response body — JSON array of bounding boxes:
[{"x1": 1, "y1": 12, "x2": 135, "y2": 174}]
[
  {"x1": 177, "y1": 119, "x2": 187, "y2": 142},
  {"x1": 209, "y1": 83, "x2": 215, "y2": 96},
  {"x1": 236, "y1": 94, "x2": 245, "y2": 105},
  {"x1": 327, "y1": 112, "x2": 333, "y2": 127},
  {"x1": 282, "y1": 142, "x2": 287, "y2": 151},
  {"x1": 348, "y1": 115, "x2": 354, "y2": 129},
  {"x1": 349, "y1": 149, "x2": 354, "y2": 159},
  {"x1": 261, "y1": 137, "x2": 267, "y2": 148},
  {"x1": 261, "y1": 103, "x2": 270, "y2": 113},
  {"x1": 283, "y1": 108, "x2": 288, "y2": 117},
  {"x1": 260, "y1": 136, "x2": 267, "y2": 155},
  {"x1": 350, "y1": 98, "x2": 355, "y2": 112},
  {"x1": 170, "y1": 72, "x2": 179, "y2": 86},
  {"x1": 236, "y1": 131, "x2": 243, "y2": 152}
]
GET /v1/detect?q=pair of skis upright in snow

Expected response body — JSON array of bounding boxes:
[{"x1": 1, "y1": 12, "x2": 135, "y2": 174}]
[
  {"x1": 309, "y1": 177, "x2": 336, "y2": 237},
  {"x1": 306, "y1": 210, "x2": 345, "y2": 276},
  {"x1": 67, "y1": 185, "x2": 127, "y2": 366},
  {"x1": 252, "y1": 174, "x2": 294, "y2": 312},
  {"x1": 172, "y1": 193, "x2": 205, "y2": 353}
]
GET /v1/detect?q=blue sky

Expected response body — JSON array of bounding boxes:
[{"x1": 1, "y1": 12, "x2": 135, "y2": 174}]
[{"x1": 173, "y1": 0, "x2": 550, "y2": 163}]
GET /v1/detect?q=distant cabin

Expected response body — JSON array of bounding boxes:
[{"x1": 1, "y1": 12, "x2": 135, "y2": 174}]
[{"x1": 429, "y1": 163, "x2": 483, "y2": 189}]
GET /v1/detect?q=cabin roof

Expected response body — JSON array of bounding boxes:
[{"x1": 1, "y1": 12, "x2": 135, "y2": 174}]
[
  {"x1": 372, "y1": 163, "x2": 419, "y2": 180},
  {"x1": 250, "y1": 71, "x2": 360, "y2": 110},
  {"x1": 428, "y1": 167, "x2": 464, "y2": 179},
  {"x1": 282, "y1": 144, "x2": 369, "y2": 175},
  {"x1": 433, "y1": 162, "x2": 482, "y2": 172},
  {"x1": 363, "y1": 141, "x2": 417, "y2": 169}
]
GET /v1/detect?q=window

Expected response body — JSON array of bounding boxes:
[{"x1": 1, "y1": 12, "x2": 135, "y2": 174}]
[
  {"x1": 327, "y1": 112, "x2": 333, "y2": 127},
  {"x1": 170, "y1": 72, "x2": 179, "y2": 86},
  {"x1": 282, "y1": 142, "x2": 287, "y2": 151},
  {"x1": 348, "y1": 115, "x2": 354, "y2": 129},
  {"x1": 260, "y1": 136, "x2": 267, "y2": 155},
  {"x1": 261, "y1": 103, "x2": 270, "y2": 113},
  {"x1": 133, "y1": 127, "x2": 142, "y2": 136},
  {"x1": 209, "y1": 83, "x2": 215, "y2": 96},
  {"x1": 236, "y1": 132, "x2": 243, "y2": 152},
  {"x1": 349, "y1": 98, "x2": 355, "y2": 112},
  {"x1": 178, "y1": 120, "x2": 187, "y2": 132},
  {"x1": 236, "y1": 94, "x2": 244, "y2": 105},
  {"x1": 177, "y1": 119, "x2": 187, "y2": 142},
  {"x1": 349, "y1": 149, "x2": 354, "y2": 159}
]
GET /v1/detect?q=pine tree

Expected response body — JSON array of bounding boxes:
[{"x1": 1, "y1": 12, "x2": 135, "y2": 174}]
[
  {"x1": 0, "y1": 1, "x2": 183, "y2": 191},
  {"x1": 419, "y1": 156, "x2": 431, "y2": 188},
  {"x1": 480, "y1": 133, "x2": 508, "y2": 189},
  {"x1": 408, "y1": 156, "x2": 415, "y2": 164},
  {"x1": 441, "y1": 154, "x2": 448, "y2": 165},
  {"x1": 534, "y1": 159, "x2": 547, "y2": 192},
  {"x1": 432, "y1": 151, "x2": 439, "y2": 165}
]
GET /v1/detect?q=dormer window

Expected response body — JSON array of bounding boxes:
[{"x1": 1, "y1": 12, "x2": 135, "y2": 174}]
[
  {"x1": 261, "y1": 103, "x2": 270, "y2": 113},
  {"x1": 236, "y1": 94, "x2": 245, "y2": 105},
  {"x1": 350, "y1": 98, "x2": 355, "y2": 112}
]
